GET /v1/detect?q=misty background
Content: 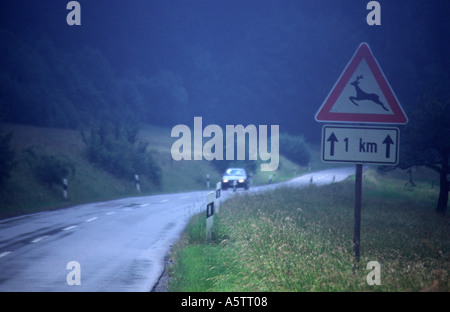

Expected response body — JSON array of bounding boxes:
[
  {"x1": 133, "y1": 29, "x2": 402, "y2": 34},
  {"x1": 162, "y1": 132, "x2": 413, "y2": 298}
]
[{"x1": 0, "y1": 0, "x2": 448, "y2": 143}]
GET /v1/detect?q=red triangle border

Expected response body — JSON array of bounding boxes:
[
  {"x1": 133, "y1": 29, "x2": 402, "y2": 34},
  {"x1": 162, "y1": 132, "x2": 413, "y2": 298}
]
[{"x1": 315, "y1": 42, "x2": 408, "y2": 124}]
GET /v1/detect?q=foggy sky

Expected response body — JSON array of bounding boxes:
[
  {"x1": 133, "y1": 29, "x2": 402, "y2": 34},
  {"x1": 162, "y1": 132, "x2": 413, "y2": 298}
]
[{"x1": 0, "y1": 0, "x2": 448, "y2": 141}]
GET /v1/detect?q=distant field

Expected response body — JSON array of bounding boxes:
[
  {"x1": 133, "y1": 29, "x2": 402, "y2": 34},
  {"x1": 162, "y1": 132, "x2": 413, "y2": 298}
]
[
  {"x1": 168, "y1": 167, "x2": 449, "y2": 292},
  {"x1": 0, "y1": 123, "x2": 316, "y2": 219}
]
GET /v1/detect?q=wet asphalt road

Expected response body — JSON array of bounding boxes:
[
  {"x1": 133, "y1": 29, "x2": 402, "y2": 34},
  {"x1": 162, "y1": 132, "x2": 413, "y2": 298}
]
[{"x1": 0, "y1": 166, "x2": 356, "y2": 292}]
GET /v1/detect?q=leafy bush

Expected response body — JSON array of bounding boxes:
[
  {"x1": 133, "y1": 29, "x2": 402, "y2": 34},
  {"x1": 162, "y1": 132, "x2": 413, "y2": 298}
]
[
  {"x1": 279, "y1": 133, "x2": 310, "y2": 166},
  {"x1": 23, "y1": 147, "x2": 75, "y2": 188},
  {"x1": 81, "y1": 122, "x2": 161, "y2": 185},
  {"x1": 0, "y1": 132, "x2": 16, "y2": 185}
]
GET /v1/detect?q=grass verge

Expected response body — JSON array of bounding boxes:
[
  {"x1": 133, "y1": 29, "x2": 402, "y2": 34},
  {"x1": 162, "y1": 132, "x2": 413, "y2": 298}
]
[{"x1": 168, "y1": 168, "x2": 450, "y2": 292}]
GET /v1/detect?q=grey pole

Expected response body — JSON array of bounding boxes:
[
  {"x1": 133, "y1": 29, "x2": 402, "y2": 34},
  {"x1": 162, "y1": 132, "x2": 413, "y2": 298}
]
[{"x1": 353, "y1": 164, "x2": 363, "y2": 272}]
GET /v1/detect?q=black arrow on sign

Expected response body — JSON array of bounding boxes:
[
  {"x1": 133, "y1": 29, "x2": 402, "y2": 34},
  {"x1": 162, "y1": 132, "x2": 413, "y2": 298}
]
[
  {"x1": 382, "y1": 135, "x2": 394, "y2": 158},
  {"x1": 327, "y1": 132, "x2": 338, "y2": 156}
]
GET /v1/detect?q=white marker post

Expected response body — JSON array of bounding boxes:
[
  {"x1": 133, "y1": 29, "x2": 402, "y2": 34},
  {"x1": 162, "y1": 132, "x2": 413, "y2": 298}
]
[
  {"x1": 63, "y1": 178, "x2": 68, "y2": 199},
  {"x1": 135, "y1": 174, "x2": 141, "y2": 193},
  {"x1": 206, "y1": 191, "x2": 215, "y2": 241},
  {"x1": 215, "y1": 182, "x2": 221, "y2": 213}
]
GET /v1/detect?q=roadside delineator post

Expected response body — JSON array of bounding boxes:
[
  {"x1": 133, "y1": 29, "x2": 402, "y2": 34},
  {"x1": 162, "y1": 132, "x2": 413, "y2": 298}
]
[
  {"x1": 206, "y1": 191, "x2": 215, "y2": 241},
  {"x1": 63, "y1": 178, "x2": 68, "y2": 199},
  {"x1": 135, "y1": 174, "x2": 141, "y2": 193},
  {"x1": 215, "y1": 182, "x2": 221, "y2": 213}
]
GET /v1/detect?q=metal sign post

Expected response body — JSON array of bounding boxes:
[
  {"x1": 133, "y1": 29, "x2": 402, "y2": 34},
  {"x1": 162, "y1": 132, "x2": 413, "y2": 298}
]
[{"x1": 353, "y1": 164, "x2": 363, "y2": 271}]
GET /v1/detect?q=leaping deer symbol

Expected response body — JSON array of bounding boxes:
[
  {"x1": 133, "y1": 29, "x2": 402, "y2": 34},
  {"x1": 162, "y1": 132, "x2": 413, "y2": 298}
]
[{"x1": 349, "y1": 75, "x2": 389, "y2": 111}]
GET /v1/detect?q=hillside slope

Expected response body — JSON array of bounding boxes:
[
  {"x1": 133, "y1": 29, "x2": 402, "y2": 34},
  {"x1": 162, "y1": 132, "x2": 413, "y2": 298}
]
[{"x1": 0, "y1": 123, "x2": 306, "y2": 219}]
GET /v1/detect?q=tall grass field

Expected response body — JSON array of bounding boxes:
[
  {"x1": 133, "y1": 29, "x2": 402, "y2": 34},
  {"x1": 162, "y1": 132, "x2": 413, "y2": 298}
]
[{"x1": 168, "y1": 169, "x2": 449, "y2": 292}]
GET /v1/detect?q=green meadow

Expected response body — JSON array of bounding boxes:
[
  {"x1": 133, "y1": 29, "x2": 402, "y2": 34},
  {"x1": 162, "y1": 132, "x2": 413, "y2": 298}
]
[{"x1": 168, "y1": 168, "x2": 449, "y2": 292}]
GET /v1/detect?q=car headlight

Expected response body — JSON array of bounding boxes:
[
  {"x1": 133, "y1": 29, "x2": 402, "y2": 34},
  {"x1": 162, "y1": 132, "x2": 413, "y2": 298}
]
[
  {"x1": 238, "y1": 179, "x2": 245, "y2": 183},
  {"x1": 223, "y1": 179, "x2": 228, "y2": 183}
]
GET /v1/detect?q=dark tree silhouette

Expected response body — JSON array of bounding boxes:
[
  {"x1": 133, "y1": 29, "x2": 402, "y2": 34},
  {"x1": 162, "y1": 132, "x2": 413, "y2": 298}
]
[{"x1": 398, "y1": 71, "x2": 450, "y2": 215}]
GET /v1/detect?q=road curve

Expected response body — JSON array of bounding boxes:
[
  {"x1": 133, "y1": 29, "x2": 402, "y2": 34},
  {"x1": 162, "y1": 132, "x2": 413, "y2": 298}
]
[{"x1": 0, "y1": 166, "x2": 355, "y2": 292}]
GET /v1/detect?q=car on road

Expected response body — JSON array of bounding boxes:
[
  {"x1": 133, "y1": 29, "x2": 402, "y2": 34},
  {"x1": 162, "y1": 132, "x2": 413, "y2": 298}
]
[{"x1": 221, "y1": 168, "x2": 250, "y2": 191}]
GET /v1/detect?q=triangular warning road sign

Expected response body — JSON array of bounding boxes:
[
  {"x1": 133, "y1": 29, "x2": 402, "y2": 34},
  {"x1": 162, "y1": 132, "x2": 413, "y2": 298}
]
[{"x1": 315, "y1": 42, "x2": 407, "y2": 124}]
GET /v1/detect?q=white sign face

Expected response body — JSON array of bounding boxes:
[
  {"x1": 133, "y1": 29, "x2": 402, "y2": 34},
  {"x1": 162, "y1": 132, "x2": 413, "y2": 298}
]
[{"x1": 321, "y1": 125, "x2": 399, "y2": 165}]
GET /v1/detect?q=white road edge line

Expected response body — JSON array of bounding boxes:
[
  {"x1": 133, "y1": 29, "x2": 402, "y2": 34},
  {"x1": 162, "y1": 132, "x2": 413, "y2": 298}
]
[
  {"x1": 159, "y1": 199, "x2": 169, "y2": 203},
  {"x1": 31, "y1": 235, "x2": 50, "y2": 243},
  {"x1": 106, "y1": 211, "x2": 115, "y2": 215},
  {"x1": 86, "y1": 217, "x2": 98, "y2": 222},
  {"x1": 62, "y1": 225, "x2": 77, "y2": 231},
  {"x1": 0, "y1": 251, "x2": 12, "y2": 258}
]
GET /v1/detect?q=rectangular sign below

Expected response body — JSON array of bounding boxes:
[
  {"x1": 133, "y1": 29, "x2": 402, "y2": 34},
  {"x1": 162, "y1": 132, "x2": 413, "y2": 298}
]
[{"x1": 321, "y1": 125, "x2": 399, "y2": 165}]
